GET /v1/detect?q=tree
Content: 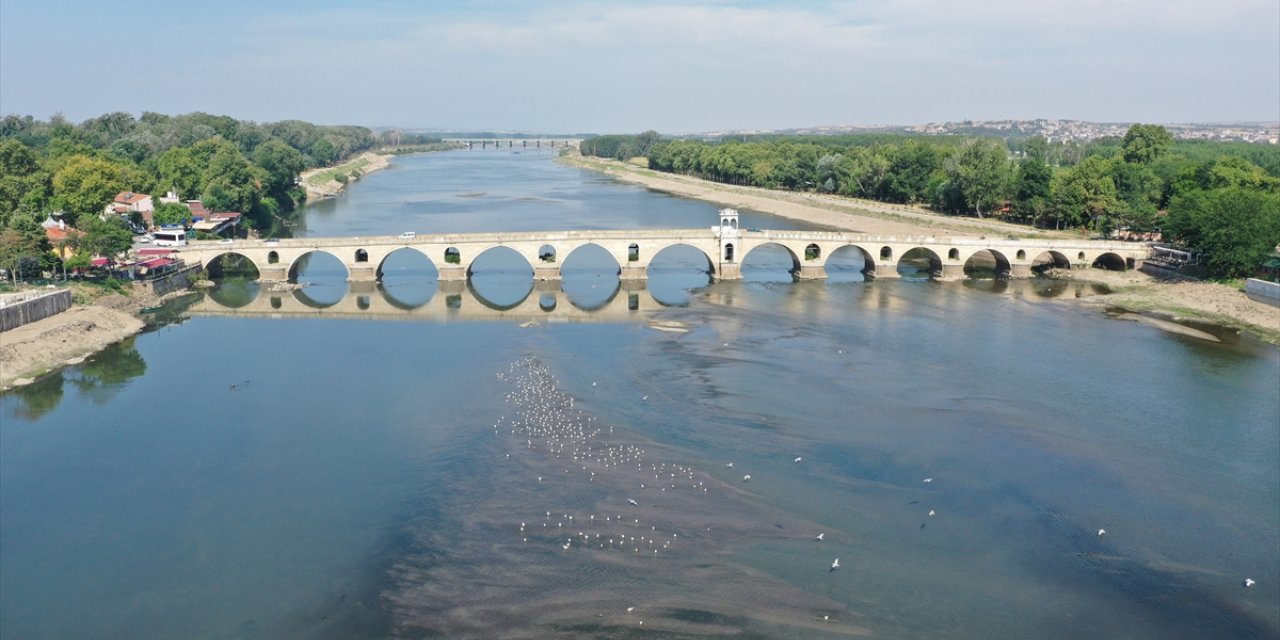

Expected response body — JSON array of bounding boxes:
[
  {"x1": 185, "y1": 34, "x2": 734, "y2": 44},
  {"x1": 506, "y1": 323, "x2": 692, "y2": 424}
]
[
  {"x1": 943, "y1": 140, "x2": 1011, "y2": 217},
  {"x1": 76, "y1": 215, "x2": 134, "y2": 259},
  {"x1": 52, "y1": 155, "x2": 143, "y2": 225},
  {"x1": 1051, "y1": 156, "x2": 1119, "y2": 231},
  {"x1": 152, "y1": 201, "x2": 191, "y2": 227},
  {"x1": 0, "y1": 140, "x2": 52, "y2": 225},
  {"x1": 252, "y1": 139, "x2": 307, "y2": 195},
  {"x1": 1122, "y1": 124, "x2": 1174, "y2": 164},
  {"x1": 1165, "y1": 187, "x2": 1280, "y2": 278},
  {"x1": 1013, "y1": 154, "x2": 1053, "y2": 225}
]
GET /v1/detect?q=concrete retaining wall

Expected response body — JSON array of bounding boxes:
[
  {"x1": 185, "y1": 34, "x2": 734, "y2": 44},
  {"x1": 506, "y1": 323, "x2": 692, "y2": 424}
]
[
  {"x1": 1245, "y1": 278, "x2": 1280, "y2": 307},
  {"x1": 140, "y1": 264, "x2": 200, "y2": 297},
  {"x1": 0, "y1": 289, "x2": 73, "y2": 332}
]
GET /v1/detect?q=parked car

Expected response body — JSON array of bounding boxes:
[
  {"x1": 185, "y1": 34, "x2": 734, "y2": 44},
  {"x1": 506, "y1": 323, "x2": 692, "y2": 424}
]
[
  {"x1": 399, "y1": 231, "x2": 417, "y2": 239},
  {"x1": 265, "y1": 238, "x2": 280, "y2": 246},
  {"x1": 218, "y1": 239, "x2": 234, "y2": 245}
]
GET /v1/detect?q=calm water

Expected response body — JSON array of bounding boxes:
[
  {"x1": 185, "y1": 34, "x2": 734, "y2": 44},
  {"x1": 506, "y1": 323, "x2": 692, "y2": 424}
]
[{"x1": 2, "y1": 149, "x2": 1278, "y2": 639}]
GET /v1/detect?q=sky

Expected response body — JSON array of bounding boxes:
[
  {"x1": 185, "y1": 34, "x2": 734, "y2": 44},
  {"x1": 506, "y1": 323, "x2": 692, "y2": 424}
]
[{"x1": 1, "y1": 0, "x2": 1277, "y2": 133}]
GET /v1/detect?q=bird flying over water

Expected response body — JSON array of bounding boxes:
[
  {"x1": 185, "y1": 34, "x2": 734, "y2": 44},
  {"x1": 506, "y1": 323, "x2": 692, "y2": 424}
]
[
  {"x1": 794, "y1": 457, "x2": 803, "y2": 463},
  {"x1": 815, "y1": 533, "x2": 824, "y2": 541},
  {"x1": 1244, "y1": 578, "x2": 1255, "y2": 588},
  {"x1": 627, "y1": 498, "x2": 639, "y2": 506},
  {"x1": 1097, "y1": 528, "x2": 1106, "y2": 537},
  {"x1": 831, "y1": 558, "x2": 839, "y2": 571}
]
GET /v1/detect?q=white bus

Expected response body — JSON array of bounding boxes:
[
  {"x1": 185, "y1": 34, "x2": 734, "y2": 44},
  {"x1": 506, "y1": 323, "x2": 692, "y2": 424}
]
[{"x1": 152, "y1": 229, "x2": 188, "y2": 247}]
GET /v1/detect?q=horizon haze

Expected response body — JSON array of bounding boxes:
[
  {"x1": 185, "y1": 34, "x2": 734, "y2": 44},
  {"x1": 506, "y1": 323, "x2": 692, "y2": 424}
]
[{"x1": 1, "y1": 0, "x2": 1277, "y2": 133}]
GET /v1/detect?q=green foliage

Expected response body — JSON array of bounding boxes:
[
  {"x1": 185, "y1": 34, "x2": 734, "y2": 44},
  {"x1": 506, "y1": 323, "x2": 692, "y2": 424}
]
[
  {"x1": 152, "y1": 201, "x2": 190, "y2": 227},
  {"x1": 77, "y1": 215, "x2": 135, "y2": 259},
  {"x1": 1165, "y1": 187, "x2": 1280, "y2": 278},
  {"x1": 1122, "y1": 124, "x2": 1174, "y2": 164},
  {"x1": 942, "y1": 140, "x2": 1011, "y2": 217},
  {"x1": 1051, "y1": 156, "x2": 1119, "y2": 231},
  {"x1": 51, "y1": 155, "x2": 145, "y2": 225}
]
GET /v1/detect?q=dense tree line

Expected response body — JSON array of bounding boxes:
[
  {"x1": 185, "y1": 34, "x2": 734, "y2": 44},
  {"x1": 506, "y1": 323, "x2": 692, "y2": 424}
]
[
  {"x1": 584, "y1": 126, "x2": 1280, "y2": 278},
  {"x1": 0, "y1": 111, "x2": 401, "y2": 279}
]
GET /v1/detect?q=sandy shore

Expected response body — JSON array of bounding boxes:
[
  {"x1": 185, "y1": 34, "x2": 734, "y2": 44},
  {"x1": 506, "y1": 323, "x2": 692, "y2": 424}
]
[
  {"x1": 560, "y1": 154, "x2": 1074, "y2": 239},
  {"x1": 1052, "y1": 269, "x2": 1280, "y2": 344},
  {"x1": 562, "y1": 153, "x2": 1279, "y2": 344},
  {"x1": 0, "y1": 306, "x2": 145, "y2": 389},
  {"x1": 299, "y1": 151, "x2": 393, "y2": 200}
]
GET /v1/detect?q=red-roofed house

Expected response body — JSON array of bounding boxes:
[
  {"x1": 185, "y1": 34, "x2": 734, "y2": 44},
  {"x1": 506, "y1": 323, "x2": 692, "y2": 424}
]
[
  {"x1": 104, "y1": 191, "x2": 155, "y2": 228},
  {"x1": 42, "y1": 216, "x2": 84, "y2": 259}
]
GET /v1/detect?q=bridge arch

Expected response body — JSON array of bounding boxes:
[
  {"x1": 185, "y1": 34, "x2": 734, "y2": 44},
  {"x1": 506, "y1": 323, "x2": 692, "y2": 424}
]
[
  {"x1": 203, "y1": 251, "x2": 262, "y2": 279},
  {"x1": 468, "y1": 245, "x2": 535, "y2": 278},
  {"x1": 897, "y1": 247, "x2": 944, "y2": 279},
  {"x1": 646, "y1": 243, "x2": 716, "y2": 279},
  {"x1": 741, "y1": 242, "x2": 802, "y2": 282},
  {"x1": 963, "y1": 249, "x2": 1012, "y2": 278},
  {"x1": 824, "y1": 244, "x2": 876, "y2": 282},
  {"x1": 286, "y1": 249, "x2": 349, "y2": 282},
  {"x1": 374, "y1": 246, "x2": 437, "y2": 281},
  {"x1": 1031, "y1": 250, "x2": 1072, "y2": 272},
  {"x1": 1092, "y1": 252, "x2": 1128, "y2": 271},
  {"x1": 561, "y1": 242, "x2": 622, "y2": 277}
]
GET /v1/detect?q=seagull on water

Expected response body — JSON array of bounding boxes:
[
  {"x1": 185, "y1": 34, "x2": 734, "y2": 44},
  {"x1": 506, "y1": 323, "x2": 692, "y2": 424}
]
[
  {"x1": 1097, "y1": 528, "x2": 1106, "y2": 537},
  {"x1": 726, "y1": 462, "x2": 733, "y2": 468},
  {"x1": 794, "y1": 457, "x2": 803, "y2": 463},
  {"x1": 627, "y1": 498, "x2": 639, "y2": 506},
  {"x1": 922, "y1": 477, "x2": 934, "y2": 483},
  {"x1": 928, "y1": 509, "x2": 936, "y2": 517},
  {"x1": 743, "y1": 475, "x2": 751, "y2": 482},
  {"x1": 1244, "y1": 578, "x2": 1255, "y2": 588}
]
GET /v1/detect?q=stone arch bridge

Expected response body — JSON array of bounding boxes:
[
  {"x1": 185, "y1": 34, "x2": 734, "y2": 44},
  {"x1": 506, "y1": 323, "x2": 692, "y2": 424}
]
[{"x1": 174, "y1": 223, "x2": 1150, "y2": 284}]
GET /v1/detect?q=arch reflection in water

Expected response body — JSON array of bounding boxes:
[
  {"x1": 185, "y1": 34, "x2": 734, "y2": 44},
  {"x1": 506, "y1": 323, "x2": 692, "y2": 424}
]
[
  {"x1": 646, "y1": 244, "x2": 714, "y2": 306},
  {"x1": 290, "y1": 251, "x2": 350, "y2": 306},
  {"x1": 740, "y1": 243, "x2": 799, "y2": 284},
  {"x1": 468, "y1": 246, "x2": 534, "y2": 308},
  {"x1": 560, "y1": 243, "x2": 621, "y2": 310},
  {"x1": 378, "y1": 248, "x2": 439, "y2": 310},
  {"x1": 186, "y1": 280, "x2": 675, "y2": 323},
  {"x1": 206, "y1": 280, "x2": 262, "y2": 309}
]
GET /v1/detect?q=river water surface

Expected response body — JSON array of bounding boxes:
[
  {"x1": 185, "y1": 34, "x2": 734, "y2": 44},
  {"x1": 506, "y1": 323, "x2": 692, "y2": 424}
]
[{"x1": 2, "y1": 150, "x2": 1277, "y2": 639}]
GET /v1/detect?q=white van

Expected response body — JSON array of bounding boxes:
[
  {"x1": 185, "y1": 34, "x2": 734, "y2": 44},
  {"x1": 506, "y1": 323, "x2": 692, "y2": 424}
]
[
  {"x1": 399, "y1": 231, "x2": 417, "y2": 239},
  {"x1": 152, "y1": 229, "x2": 187, "y2": 246}
]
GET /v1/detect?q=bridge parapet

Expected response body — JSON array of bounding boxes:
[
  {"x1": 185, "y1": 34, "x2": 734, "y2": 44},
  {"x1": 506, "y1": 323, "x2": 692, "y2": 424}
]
[{"x1": 175, "y1": 225, "x2": 1151, "y2": 285}]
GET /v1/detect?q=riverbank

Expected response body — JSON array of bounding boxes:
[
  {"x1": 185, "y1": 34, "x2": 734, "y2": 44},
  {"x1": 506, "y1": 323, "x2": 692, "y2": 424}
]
[
  {"x1": 0, "y1": 283, "x2": 184, "y2": 390},
  {"x1": 299, "y1": 151, "x2": 393, "y2": 200},
  {"x1": 559, "y1": 153, "x2": 1073, "y2": 239},
  {"x1": 1054, "y1": 269, "x2": 1280, "y2": 344},
  {"x1": 565, "y1": 152, "x2": 1278, "y2": 345}
]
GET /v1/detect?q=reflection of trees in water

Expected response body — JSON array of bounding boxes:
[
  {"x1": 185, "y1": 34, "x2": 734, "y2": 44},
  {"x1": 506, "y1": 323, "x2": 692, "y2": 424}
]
[
  {"x1": 68, "y1": 337, "x2": 147, "y2": 405},
  {"x1": 10, "y1": 374, "x2": 65, "y2": 421},
  {"x1": 206, "y1": 281, "x2": 261, "y2": 309}
]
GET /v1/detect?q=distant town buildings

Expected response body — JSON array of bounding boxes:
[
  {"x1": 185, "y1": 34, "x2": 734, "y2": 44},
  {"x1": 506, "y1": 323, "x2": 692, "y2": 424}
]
[{"x1": 699, "y1": 120, "x2": 1279, "y2": 144}]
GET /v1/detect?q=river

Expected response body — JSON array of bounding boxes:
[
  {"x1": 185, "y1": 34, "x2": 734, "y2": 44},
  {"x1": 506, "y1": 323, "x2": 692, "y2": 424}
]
[{"x1": 2, "y1": 149, "x2": 1277, "y2": 639}]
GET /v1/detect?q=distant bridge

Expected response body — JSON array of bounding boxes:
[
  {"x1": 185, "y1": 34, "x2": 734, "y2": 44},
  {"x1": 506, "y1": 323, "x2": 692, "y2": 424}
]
[
  {"x1": 173, "y1": 211, "x2": 1150, "y2": 284},
  {"x1": 443, "y1": 138, "x2": 581, "y2": 150}
]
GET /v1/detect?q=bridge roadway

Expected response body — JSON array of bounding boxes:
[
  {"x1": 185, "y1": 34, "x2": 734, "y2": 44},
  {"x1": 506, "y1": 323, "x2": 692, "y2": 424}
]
[
  {"x1": 173, "y1": 222, "x2": 1151, "y2": 284},
  {"x1": 186, "y1": 280, "x2": 674, "y2": 324}
]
